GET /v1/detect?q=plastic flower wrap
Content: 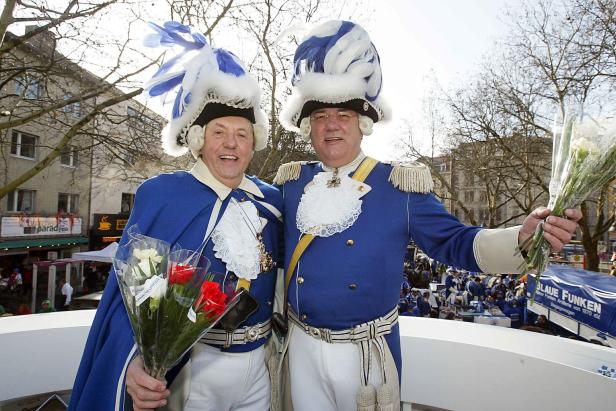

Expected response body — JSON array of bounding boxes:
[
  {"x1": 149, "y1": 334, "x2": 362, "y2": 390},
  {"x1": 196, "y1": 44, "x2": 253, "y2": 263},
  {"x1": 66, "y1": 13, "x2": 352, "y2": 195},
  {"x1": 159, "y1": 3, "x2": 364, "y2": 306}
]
[
  {"x1": 520, "y1": 114, "x2": 616, "y2": 288},
  {"x1": 114, "y1": 225, "x2": 242, "y2": 379}
]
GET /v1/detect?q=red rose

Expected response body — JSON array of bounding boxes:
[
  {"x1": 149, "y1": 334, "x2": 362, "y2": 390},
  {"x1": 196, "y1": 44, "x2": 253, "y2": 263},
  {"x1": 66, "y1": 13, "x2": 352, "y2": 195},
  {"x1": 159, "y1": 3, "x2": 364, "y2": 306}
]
[
  {"x1": 197, "y1": 281, "x2": 227, "y2": 317},
  {"x1": 169, "y1": 264, "x2": 196, "y2": 285}
]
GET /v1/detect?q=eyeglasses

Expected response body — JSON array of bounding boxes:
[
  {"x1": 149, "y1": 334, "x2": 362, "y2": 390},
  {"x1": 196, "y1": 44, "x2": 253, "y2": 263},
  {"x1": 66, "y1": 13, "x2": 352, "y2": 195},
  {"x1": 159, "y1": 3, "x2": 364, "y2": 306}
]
[{"x1": 309, "y1": 110, "x2": 357, "y2": 124}]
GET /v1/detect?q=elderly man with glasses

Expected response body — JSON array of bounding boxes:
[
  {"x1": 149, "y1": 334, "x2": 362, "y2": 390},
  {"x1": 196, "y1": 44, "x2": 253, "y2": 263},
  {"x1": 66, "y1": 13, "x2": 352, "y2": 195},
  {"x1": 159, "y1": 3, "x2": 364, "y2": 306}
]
[{"x1": 272, "y1": 20, "x2": 582, "y2": 411}]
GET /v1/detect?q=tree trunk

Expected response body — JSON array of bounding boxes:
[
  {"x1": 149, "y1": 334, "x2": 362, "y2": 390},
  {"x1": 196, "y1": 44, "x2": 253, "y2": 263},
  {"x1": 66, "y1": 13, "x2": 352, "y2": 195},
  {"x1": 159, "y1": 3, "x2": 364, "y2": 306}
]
[
  {"x1": 0, "y1": 0, "x2": 17, "y2": 48},
  {"x1": 580, "y1": 201, "x2": 600, "y2": 272}
]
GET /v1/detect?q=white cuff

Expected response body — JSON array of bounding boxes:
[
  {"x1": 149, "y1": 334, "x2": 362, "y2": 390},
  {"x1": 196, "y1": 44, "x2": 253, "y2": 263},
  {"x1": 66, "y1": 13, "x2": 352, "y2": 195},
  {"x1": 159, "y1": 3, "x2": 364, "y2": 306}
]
[{"x1": 473, "y1": 226, "x2": 526, "y2": 274}]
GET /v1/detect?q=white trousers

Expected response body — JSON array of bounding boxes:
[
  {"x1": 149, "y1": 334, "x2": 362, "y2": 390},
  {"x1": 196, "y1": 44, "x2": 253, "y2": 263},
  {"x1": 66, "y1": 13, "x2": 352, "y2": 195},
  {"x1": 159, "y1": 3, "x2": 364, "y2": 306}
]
[
  {"x1": 185, "y1": 344, "x2": 270, "y2": 411},
  {"x1": 288, "y1": 326, "x2": 383, "y2": 411}
]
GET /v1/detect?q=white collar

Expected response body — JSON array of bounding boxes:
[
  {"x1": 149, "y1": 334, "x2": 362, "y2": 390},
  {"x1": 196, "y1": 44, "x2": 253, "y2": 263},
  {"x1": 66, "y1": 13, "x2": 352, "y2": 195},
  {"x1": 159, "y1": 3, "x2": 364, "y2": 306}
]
[
  {"x1": 320, "y1": 151, "x2": 367, "y2": 175},
  {"x1": 190, "y1": 159, "x2": 264, "y2": 200}
]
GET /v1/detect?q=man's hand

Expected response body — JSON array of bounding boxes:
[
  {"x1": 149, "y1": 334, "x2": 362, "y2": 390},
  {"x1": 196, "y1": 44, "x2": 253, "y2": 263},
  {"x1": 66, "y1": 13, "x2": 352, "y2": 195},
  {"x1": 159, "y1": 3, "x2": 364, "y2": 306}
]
[
  {"x1": 126, "y1": 356, "x2": 170, "y2": 411},
  {"x1": 518, "y1": 207, "x2": 582, "y2": 253}
]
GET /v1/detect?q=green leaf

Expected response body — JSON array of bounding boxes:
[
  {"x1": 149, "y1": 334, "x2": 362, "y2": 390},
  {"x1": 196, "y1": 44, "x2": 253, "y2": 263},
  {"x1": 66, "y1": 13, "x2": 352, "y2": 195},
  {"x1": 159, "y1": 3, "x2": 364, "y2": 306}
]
[
  {"x1": 149, "y1": 258, "x2": 157, "y2": 278},
  {"x1": 135, "y1": 263, "x2": 147, "y2": 279}
]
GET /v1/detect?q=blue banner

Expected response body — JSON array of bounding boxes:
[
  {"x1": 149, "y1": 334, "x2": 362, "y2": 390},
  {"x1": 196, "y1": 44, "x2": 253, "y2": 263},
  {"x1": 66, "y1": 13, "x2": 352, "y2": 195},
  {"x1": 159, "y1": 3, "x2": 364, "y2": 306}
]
[{"x1": 527, "y1": 265, "x2": 616, "y2": 337}]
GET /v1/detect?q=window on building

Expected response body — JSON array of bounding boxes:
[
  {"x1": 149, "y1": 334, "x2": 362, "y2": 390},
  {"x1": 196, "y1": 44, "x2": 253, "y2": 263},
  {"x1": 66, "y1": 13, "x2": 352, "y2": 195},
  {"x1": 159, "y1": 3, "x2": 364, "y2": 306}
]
[
  {"x1": 121, "y1": 192, "x2": 135, "y2": 214},
  {"x1": 7, "y1": 189, "x2": 36, "y2": 212},
  {"x1": 127, "y1": 106, "x2": 162, "y2": 136},
  {"x1": 464, "y1": 191, "x2": 475, "y2": 202},
  {"x1": 60, "y1": 146, "x2": 79, "y2": 167},
  {"x1": 58, "y1": 193, "x2": 79, "y2": 213},
  {"x1": 15, "y1": 76, "x2": 42, "y2": 100},
  {"x1": 479, "y1": 191, "x2": 487, "y2": 202},
  {"x1": 10, "y1": 130, "x2": 37, "y2": 159},
  {"x1": 464, "y1": 171, "x2": 474, "y2": 185},
  {"x1": 63, "y1": 94, "x2": 82, "y2": 117}
]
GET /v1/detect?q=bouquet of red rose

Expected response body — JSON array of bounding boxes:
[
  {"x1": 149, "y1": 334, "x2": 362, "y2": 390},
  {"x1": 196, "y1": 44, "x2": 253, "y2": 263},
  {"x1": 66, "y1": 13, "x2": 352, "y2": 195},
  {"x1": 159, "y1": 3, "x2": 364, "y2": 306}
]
[{"x1": 114, "y1": 225, "x2": 242, "y2": 379}]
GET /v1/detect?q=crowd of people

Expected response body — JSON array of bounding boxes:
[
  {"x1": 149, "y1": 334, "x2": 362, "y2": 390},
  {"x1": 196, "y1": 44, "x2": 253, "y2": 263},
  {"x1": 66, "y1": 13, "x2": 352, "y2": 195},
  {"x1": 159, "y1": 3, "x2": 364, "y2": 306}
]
[
  {"x1": 0, "y1": 264, "x2": 33, "y2": 316},
  {"x1": 0, "y1": 259, "x2": 107, "y2": 316},
  {"x1": 398, "y1": 254, "x2": 528, "y2": 329},
  {"x1": 397, "y1": 254, "x2": 616, "y2": 347},
  {"x1": 0, "y1": 265, "x2": 31, "y2": 295}
]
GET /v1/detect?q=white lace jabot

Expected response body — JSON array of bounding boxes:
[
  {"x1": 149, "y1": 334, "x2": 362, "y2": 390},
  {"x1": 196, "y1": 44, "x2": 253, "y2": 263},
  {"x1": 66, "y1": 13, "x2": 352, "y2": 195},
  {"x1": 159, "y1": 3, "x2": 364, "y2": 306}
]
[
  {"x1": 212, "y1": 200, "x2": 267, "y2": 280},
  {"x1": 296, "y1": 153, "x2": 371, "y2": 237}
]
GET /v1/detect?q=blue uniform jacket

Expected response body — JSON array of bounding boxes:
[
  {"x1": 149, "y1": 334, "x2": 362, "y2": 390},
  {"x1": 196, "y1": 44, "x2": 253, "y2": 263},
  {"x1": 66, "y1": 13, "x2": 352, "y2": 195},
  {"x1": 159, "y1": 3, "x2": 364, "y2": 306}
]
[
  {"x1": 69, "y1": 171, "x2": 282, "y2": 411},
  {"x1": 279, "y1": 161, "x2": 482, "y2": 376},
  {"x1": 445, "y1": 274, "x2": 459, "y2": 298},
  {"x1": 469, "y1": 281, "x2": 485, "y2": 299},
  {"x1": 417, "y1": 296, "x2": 431, "y2": 317}
]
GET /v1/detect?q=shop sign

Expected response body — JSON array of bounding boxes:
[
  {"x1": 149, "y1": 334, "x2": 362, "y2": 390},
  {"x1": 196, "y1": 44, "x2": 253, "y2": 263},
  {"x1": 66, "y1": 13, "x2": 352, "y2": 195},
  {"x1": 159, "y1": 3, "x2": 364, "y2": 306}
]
[
  {"x1": 1, "y1": 216, "x2": 82, "y2": 238},
  {"x1": 92, "y1": 214, "x2": 128, "y2": 236},
  {"x1": 569, "y1": 254, "x2": 585, "y2": 269}
]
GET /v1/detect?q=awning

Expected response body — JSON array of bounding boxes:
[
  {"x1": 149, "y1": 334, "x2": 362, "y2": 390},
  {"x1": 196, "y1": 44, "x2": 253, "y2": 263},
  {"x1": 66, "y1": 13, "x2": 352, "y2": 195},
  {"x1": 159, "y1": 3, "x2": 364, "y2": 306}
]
[
  {"x1": 72, "y1": 242, "x2": 117, "y2": 263},
  {"x1": 0, "y1": 236, "x2": 88, "y2": 250}
]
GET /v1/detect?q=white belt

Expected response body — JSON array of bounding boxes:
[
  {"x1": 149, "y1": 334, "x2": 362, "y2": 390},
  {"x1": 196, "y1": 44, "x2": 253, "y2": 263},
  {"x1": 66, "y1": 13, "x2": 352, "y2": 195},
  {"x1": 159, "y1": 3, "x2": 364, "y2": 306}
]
[
  {"x1": 288, "y1": 306, "x2": 398, "y2": 343},
  {"x1": 199, "y1": 319, "x2": 272, "y2": 348},
  {"x1": 289, "y1": 305, "x2": 399, "y2": 398}
]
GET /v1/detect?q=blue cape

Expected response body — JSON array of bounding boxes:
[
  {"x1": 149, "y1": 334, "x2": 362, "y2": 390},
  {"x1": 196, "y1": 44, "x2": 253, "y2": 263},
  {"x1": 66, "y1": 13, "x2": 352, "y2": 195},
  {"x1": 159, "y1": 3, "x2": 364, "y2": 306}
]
[{"x1": 69, "y1": 171, "x2": 282, "y2": 410}]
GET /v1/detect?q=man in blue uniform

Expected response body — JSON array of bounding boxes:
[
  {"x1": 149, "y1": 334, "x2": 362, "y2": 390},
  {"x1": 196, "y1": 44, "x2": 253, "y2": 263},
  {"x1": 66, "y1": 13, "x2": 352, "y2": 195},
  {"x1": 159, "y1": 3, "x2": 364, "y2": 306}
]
[
  {"x1": 418, "y1": 291, "x2": 432, "y2": 317},
  {"x1": 274, "y1": 20, "x2": 581, "y2": 411},
  {"x1": 468, "y1": 276, "x2": 486, "y2": 302},
  {"x1": 445, "y1": 268, "x2": 461, "y2": 300},
  {"x1": 69, "y1": 22, "x2": 281, "y2": 411}
]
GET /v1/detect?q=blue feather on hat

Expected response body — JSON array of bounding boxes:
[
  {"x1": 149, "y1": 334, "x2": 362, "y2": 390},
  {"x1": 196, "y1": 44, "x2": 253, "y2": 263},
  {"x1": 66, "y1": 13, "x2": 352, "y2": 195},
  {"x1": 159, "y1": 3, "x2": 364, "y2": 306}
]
[{"x1": 141, "y1": 21, "x2": 269, "y2": 157}]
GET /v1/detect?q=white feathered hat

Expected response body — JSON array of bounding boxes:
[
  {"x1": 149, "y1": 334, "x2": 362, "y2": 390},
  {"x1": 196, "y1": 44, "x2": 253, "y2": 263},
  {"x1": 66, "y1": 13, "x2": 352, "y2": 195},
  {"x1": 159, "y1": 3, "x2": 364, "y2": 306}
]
[
  {"x1": 143, "y1": 21, "x2": 269, "y2": 157},
  {"x1": 280, "y1": 20, "x2": 390, "y2": 134}
]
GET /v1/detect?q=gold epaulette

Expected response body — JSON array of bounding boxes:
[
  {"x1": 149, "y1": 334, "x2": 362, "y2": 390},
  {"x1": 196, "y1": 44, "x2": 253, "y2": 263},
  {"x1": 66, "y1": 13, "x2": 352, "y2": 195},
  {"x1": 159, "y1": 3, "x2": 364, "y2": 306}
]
[
  {"x1": 272, "y1": 161, "x2": 316, "y2": 185},
  {"x1": 387, "y1": 161, "x2": 434, "y2": 193}
]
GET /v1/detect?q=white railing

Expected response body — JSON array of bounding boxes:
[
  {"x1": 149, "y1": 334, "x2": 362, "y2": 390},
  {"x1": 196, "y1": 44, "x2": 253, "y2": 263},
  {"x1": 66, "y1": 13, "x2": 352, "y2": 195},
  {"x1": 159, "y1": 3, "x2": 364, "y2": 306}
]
[
  {"x1": 0, "y1": 310, "x2": 94, "y2": 404},
  {"x1": 400, "y1": 318, "x2": 616, "y2": 410},
  {"x1": 2, "y1": 312, "x2": 616, "y2": 410}
]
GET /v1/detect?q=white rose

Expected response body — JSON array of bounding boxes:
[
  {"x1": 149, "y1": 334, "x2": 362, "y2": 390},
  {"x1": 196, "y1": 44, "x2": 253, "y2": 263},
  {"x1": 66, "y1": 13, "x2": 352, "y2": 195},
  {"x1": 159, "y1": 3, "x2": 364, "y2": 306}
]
[
  {"x1": 133, "y1": 260, "x2": 155, "y2": 279},
  {"x1": 133, "y1": 248, "x2": 163, "y2": 264},
  {"x1": 571, "y1": 136, "x2": 600, "y2": 160},
  {"x1": 143, "y1": 275, "x2": 168, "y2": 300}
]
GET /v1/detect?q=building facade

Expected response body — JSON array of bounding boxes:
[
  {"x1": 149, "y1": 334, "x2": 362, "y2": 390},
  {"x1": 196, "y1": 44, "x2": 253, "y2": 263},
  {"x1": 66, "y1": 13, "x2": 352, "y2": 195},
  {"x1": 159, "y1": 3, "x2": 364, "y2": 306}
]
[
  {"x1": 0, "y1": 28, "x2": 170, "y2": 293},
  {"x1": 427, "y1": 135, "x2": 552, "y2": 228}
]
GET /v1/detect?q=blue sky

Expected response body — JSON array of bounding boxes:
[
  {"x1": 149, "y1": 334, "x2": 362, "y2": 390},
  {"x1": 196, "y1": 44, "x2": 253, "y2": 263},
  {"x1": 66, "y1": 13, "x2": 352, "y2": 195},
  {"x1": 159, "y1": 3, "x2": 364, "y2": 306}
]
[{"x1": 361, "y1": 0, "x2": 524, "y2": 160}]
